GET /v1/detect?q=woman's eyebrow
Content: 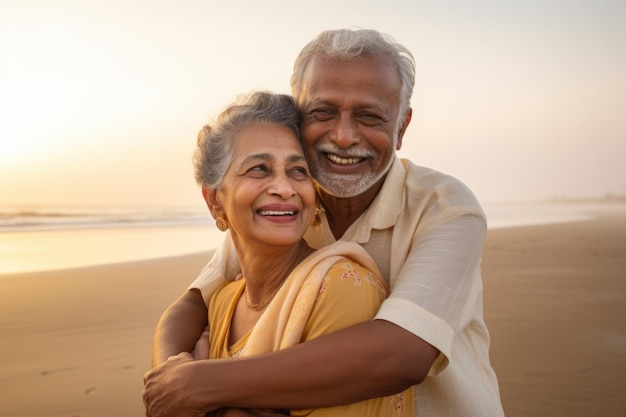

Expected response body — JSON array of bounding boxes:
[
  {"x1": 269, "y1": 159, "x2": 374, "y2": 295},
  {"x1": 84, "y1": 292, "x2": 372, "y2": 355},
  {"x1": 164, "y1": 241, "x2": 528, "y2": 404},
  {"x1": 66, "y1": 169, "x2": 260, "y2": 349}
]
[
  {"x1": 287, "y1": 154, "x2": 307, "y2": 163},
  {"x1": 239, "y1": 153, "x2": 305, "y2": 167},
  {"x1": 240, "y1": 153, "x2": 274, "y2": 165}
]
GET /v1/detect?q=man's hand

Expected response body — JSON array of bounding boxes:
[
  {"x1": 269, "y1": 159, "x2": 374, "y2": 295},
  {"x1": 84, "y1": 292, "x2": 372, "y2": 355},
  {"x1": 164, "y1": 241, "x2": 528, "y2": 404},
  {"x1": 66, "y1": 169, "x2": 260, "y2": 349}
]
[
  {"x1": 152, "y1": 289, "x2": 208, "y2": 366},
  {"x1": 143, "y1": 353, "x2": 207, "y2": 417}
]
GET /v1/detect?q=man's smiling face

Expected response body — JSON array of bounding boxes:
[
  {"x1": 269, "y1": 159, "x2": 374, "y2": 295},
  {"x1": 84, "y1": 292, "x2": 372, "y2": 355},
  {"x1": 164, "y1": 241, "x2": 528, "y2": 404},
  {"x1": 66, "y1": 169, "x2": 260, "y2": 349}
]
[{"x1": 299, "y1": 54, "x2": 404, "y2": 198}]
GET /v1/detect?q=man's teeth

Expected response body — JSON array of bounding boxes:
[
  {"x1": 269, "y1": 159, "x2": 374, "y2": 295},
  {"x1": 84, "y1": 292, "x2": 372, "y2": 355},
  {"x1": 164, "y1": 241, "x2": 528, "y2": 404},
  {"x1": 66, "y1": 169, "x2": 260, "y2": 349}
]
[
  {"x1": 259, "y1": 210, "x2": 295, "y2": 216},
  {"x1": 327, "y1": 154, "x2": 361, "y2": 165}
]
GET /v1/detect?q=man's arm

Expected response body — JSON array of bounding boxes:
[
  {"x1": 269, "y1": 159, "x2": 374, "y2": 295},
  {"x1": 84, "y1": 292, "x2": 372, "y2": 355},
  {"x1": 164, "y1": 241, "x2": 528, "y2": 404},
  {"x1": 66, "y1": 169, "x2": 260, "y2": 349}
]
[
  {"x1": 152, "y1": 289, "x2": 208, "y2": 366},
  {"x1": 152, "y1": 235, "x2": 240, "y2": 366},
  {"x1": 143, "y1": 319, "x2": 438, "y2": 416}
]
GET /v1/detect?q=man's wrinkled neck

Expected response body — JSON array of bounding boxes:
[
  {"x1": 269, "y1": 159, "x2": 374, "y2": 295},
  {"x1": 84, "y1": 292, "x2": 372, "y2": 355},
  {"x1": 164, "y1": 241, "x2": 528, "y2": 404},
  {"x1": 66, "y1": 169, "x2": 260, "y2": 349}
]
[{"x1": 317, "y1": 176, "x2": 386, "y2": 240}]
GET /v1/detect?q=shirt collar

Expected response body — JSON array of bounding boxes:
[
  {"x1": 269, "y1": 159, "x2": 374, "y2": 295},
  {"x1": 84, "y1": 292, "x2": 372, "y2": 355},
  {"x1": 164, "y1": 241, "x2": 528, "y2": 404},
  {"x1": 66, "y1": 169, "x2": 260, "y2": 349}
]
[
  {"x1": 304, "y1": 156, "x2": 405, "y2": 246},
  {"x1": 351, "y1": 156, "x2": 404, "y2": 241}
]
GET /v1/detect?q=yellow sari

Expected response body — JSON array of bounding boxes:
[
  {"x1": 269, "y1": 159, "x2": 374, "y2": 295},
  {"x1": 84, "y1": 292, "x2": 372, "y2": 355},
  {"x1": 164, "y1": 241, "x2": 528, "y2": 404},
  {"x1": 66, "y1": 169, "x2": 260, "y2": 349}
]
[{"x1": 208, "y1": 241, "x2": 413, "y2": 416}]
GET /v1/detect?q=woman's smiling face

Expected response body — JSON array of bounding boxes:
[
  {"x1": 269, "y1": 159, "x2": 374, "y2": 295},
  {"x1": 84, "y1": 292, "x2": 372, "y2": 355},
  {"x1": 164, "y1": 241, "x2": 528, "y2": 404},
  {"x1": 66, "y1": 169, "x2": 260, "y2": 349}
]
[{"x1": 210, "y1": 122, "x2": 316, "y2": 249}]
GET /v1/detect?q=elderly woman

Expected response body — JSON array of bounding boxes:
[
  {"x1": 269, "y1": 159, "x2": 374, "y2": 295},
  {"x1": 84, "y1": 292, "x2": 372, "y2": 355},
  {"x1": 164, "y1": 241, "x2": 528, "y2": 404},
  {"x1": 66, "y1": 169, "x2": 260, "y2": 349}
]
[{"x1": 190, "y1": 91, "x2": 413, "y2": 416}]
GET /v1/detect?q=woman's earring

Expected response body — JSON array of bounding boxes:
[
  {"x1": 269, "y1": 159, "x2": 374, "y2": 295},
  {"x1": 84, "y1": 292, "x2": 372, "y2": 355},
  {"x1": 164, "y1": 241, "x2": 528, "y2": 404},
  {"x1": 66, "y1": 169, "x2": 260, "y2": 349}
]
[{"x1": 216, "y1": 217, "x2": 229, "y2": 232}]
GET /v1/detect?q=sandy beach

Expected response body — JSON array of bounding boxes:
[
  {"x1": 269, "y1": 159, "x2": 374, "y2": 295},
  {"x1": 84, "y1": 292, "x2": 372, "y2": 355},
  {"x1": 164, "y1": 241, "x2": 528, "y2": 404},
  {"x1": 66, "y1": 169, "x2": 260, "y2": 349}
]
[
  {"x1": 483, "y1": 209, "x2": 626, "y2": 416},
  {"x1": 1, "y1": 209, "x2": 625, "y2": 417}
]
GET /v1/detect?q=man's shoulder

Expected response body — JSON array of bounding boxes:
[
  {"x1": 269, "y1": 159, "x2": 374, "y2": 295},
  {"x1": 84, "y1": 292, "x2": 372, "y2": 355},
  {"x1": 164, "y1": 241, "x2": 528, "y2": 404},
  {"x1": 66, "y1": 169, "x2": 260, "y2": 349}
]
[
  {"x1": 391, "y1": 159, "x2": 486, "y2": 232},
  {"x1": 398, "y1": 158, "x2": 479, "y2": 203}
]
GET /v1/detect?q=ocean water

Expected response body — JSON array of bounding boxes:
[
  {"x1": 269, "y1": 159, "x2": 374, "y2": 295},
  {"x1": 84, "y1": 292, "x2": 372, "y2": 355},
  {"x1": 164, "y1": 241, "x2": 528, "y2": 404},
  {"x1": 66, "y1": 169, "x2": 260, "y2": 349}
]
[
  {"x1": 0, "y1": 202, "x2": 619, "y2": 275},
  {"x1": 0, "y1": 206, "x2": 211, "y2": 232},
  {"x1": 0, "y1": 206, "x2": 222, "y2": 275},
  {"x1": 482, "y1": 201, "x2": 601, "y2": 229}
]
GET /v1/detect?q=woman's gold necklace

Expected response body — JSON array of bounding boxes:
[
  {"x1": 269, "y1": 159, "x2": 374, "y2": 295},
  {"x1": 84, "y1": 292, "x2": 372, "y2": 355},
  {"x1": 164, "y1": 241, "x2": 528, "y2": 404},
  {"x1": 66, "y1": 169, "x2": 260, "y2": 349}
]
[{"x1": 244, "y1": 284, "x2": 281, "y2": 311}]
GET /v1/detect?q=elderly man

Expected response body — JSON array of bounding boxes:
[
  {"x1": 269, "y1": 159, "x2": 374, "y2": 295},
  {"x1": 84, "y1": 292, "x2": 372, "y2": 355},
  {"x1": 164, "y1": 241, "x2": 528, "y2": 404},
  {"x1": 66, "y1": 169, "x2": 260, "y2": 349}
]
[{"x1": 144, "y1": 28, "x2": 504, "y2": 417}]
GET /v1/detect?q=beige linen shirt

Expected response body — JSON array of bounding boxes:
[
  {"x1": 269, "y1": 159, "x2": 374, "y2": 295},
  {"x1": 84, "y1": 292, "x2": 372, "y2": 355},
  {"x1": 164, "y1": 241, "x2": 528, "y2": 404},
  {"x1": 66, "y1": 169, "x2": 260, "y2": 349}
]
[{"x1": 190, "y1": 157, "x2": 504, "y2": 416}]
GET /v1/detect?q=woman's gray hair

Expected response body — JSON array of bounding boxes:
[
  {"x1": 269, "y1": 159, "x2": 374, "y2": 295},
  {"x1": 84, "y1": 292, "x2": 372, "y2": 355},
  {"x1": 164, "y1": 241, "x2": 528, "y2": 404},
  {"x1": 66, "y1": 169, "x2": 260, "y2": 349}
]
[
  {"x1": 290, "y1": 28, "x2": 415, "y2": 133},
  {"x1": 193, "y1": 91, "x2": 301, "y2": 190}
]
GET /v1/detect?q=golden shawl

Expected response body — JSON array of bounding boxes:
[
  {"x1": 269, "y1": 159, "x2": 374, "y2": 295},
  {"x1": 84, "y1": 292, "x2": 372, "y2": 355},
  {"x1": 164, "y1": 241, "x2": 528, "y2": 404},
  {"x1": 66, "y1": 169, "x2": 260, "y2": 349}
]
[{"x1": 240, "y1": 240, "x2": 384, "y2": 356}]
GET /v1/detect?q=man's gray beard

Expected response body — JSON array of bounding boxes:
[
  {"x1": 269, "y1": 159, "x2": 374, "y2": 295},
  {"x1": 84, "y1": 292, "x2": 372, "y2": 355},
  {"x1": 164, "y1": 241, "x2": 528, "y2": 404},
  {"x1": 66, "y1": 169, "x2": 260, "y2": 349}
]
[
  {"x1": 310, "y1": 127, "x2": 399, "y2": 199},
  {"x1": 311, "y1": 157, "x2": 394, "y2": 198}
]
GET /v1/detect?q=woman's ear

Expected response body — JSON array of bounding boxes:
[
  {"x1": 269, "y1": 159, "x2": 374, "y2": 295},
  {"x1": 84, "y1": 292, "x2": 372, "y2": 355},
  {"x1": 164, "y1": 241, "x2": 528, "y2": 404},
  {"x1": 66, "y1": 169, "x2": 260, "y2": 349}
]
[{"x1": 202, "y1": 188, "x2": 222, "y2": 219}]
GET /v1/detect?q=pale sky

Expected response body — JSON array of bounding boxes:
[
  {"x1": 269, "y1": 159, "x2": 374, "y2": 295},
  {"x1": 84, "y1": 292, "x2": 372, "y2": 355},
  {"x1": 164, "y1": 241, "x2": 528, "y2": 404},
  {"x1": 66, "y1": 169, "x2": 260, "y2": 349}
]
[{"x1": 1, "y1": 0, "x2": 625, "y2": 209}]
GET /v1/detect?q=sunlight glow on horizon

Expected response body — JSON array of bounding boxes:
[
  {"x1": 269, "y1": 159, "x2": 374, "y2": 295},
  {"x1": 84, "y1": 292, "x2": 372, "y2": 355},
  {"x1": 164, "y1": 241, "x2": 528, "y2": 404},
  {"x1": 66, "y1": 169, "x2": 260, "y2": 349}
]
[{"x1": 2, "y1": 1, "x2": 625, "y2": 207}]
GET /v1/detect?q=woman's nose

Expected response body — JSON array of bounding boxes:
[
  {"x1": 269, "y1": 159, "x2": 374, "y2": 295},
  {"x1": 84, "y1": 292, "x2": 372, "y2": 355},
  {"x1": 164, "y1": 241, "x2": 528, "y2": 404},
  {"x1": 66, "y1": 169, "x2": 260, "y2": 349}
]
[{"x1": 268, "y1": 175, "x2": 296, "y2": 198}]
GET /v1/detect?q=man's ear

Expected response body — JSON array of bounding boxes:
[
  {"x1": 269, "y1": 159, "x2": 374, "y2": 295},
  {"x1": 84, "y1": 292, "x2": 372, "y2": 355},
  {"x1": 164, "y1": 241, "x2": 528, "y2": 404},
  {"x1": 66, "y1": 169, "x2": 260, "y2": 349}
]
[
  {"x1": 396, "y1": 108, "x2": 412, "y2": 151},
  {"x1": 202, "y1": 188, "x2": 222, "y2": 219}
]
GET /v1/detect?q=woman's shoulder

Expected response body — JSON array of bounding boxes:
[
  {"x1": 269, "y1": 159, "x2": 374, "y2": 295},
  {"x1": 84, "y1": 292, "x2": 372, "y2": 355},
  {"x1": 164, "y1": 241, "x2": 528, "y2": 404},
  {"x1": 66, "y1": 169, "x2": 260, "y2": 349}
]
[
  {"x1": 213, "y1": 279, "x2": 243, "y2": 296},
  {"x1": 300, "y1": 257, "x2": 388, "y2": 341},
  {"x1": 209, "y1": 280, "x2": 244, "y2": 313},
  {"x1": 318, "y1": 257, "x2": 388, "y2": 298}
]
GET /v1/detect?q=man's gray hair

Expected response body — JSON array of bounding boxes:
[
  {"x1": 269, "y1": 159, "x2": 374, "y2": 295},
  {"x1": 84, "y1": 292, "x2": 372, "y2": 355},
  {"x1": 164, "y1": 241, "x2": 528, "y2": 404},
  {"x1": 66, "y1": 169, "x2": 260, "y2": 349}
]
[
  {"x1": 290, "y1": 28, "x2": 415, "y2": 129},
  {"x1": 193, "y1": 91, "x2": 301, "y2": 190}
]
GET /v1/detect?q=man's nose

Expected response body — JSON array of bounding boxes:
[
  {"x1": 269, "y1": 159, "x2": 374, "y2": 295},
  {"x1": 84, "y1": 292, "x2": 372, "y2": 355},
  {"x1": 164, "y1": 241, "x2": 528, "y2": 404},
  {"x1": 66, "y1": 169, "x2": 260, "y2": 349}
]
[{"x1": 330, "y1": 113, "x2": 360, "y2": 148}]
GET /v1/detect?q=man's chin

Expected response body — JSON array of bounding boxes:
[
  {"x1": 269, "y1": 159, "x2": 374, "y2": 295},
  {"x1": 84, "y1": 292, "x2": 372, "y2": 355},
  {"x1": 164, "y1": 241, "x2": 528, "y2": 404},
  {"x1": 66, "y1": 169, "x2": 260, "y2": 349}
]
[
  {"x1": 319, "y1": 187, "x2": 361, "y2": 199},
  {"x1": 315, "y1": 168, "x2": 391, "y2": 199},
  {"x1": 316, "y1": 176, "x2": 371, "y2": 199}
]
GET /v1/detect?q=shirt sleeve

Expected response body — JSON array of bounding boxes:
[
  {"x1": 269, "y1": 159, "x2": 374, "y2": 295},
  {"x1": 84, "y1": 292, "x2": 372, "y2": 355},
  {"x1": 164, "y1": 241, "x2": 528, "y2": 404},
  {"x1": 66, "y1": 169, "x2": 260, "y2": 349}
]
[
  {"x1": 188, "y1": 231, "x2": 242, "y2": 306},
  {"x1": 374, "y1": 213, "x2": 487, "y2": 374}
]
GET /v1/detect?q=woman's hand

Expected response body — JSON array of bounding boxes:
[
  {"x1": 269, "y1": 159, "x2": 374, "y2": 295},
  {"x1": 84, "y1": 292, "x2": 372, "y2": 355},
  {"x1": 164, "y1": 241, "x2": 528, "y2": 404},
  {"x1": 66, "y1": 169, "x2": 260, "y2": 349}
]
[{"x1": 192, "y1": 326, "x2": 211, "y2": 360}]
